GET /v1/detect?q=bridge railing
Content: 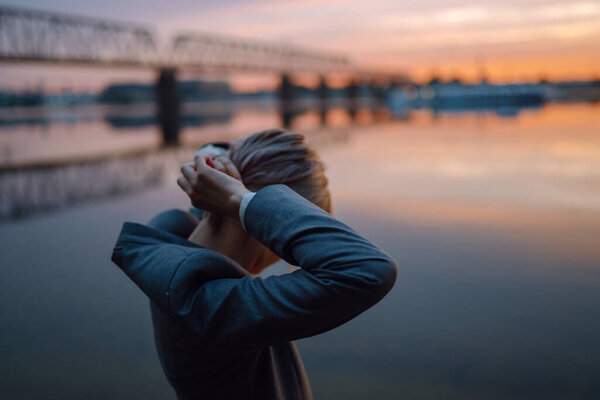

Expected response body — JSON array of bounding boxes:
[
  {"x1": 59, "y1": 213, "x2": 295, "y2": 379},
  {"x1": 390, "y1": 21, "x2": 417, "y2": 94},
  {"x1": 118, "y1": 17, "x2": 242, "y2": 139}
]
[
  {"x1": 0, "y1": 6, "x2": 160, "y2": 66},
  {"x1": 0, "y1": 5, "x2": 352, "y2": 73},
  {"x1": 169, "y1": 33, "x2": 350, "y2": 74}
]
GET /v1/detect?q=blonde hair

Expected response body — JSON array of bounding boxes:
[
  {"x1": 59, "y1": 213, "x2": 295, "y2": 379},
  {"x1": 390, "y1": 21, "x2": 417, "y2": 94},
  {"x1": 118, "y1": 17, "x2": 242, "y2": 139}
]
[{"x1": 229, "y1": 129, "x2": 331, "y2": 213}]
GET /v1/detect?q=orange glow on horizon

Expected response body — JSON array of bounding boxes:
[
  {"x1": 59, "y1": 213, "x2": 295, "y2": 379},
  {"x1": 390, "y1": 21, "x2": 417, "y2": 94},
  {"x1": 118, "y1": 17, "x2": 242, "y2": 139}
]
[{"x1": 371, "y1": 50, "x2": 600, "y2": 84}]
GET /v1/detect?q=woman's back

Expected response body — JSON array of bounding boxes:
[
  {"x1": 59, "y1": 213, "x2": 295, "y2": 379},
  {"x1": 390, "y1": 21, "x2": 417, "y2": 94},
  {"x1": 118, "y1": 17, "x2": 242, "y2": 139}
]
[{"x1": 111, "y1": 130, "x2": 397, "y2": 399}]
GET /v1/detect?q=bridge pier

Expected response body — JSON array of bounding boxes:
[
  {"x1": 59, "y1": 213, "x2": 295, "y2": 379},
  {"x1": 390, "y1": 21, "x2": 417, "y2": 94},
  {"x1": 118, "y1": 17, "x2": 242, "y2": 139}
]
[
  {"x1": 318, "y1": 76, "x2": 328, "y2": 126},
  {"x1": 370, "y1": 81, "x2": 386, "y2": 108},
  {"x1": 345, "y1": 79, "x2": 359, "y2": 120},
  {"x1": 279, "y1": 74, "x2": 295, "y2": 128},
  {"x1": 156, "y1": 68, "x2": 181, "y2": 146}
]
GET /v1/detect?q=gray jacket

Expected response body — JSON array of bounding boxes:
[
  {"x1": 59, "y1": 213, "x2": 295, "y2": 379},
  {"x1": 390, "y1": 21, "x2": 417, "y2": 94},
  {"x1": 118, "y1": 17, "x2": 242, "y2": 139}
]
[{"x1": 111, "y1": 184, "x2": 398, "y2": 399}]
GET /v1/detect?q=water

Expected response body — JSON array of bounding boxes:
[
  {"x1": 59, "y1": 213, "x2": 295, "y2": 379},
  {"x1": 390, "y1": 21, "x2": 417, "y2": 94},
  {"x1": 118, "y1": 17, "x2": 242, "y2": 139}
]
[{"x1": 1, "y1": 102, "x2": 599, "y2": 399}]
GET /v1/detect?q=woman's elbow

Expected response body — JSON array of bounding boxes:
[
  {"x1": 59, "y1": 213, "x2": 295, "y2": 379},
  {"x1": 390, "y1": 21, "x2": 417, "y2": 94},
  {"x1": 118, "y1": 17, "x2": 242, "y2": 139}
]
[
  {"x1": 346, "y1": 256, "x2": 398, "y2": 304},
  {"x1": 373, "y1": 256, "x2": 398, "y2": 299},
  {"x1": 345, "y1": 257, "x2": 398, "y2": 315}
]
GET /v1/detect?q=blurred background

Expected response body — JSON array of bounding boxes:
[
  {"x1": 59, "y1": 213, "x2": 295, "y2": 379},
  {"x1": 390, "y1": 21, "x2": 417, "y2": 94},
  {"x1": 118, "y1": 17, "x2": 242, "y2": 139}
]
[{"x1": 0, "y1": 1, "x2": 599, "y2": 399}]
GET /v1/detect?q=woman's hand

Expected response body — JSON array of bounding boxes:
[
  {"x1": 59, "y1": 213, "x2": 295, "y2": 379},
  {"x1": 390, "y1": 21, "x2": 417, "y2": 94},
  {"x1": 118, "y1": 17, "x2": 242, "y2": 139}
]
[
  {"x1": 177, "y1": 154, "x2": 250, "y2": 221},
  {"x1": 194, "y1": 145, "x2": 241, "y2": 180}
]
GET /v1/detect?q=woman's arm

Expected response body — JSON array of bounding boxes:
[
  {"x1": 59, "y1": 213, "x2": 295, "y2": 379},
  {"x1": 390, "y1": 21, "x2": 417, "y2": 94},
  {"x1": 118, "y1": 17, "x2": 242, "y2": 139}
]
[{"x1": 161, "y1": 156, "x2": 398, "y2": 349}]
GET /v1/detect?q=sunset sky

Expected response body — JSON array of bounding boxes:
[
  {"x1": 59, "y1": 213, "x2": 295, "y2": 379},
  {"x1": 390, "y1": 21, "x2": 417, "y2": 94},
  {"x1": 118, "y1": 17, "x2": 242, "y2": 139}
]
[{"x1": 2, "y1": 0, "x2": 599, "y2": 90}]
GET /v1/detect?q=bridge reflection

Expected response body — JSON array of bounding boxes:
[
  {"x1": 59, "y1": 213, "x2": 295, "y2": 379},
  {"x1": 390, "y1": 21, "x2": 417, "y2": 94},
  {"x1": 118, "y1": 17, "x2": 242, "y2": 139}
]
[
  {"x1": 0, "y1": 98, "x2": 389, "y2": 130},
  {"x1": 0, "y1": 150, "x2": 168, "y2": 219},
  {"x1": 0, "y1": 109, "x2": 365, "y2": 220},
  {"x1": 0, "y1": 98, "x2": 558, "y2": 221}
]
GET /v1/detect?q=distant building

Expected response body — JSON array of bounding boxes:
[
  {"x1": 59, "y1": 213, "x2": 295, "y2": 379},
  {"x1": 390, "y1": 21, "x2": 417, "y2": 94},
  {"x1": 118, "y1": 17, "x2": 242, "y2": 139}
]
[
  {"x1": 99, "y1": 83, "x2": 155, "y2": 104},
  {"x1": 98, "y1": 80, "x2": 235, "y2": 104},
  {"x1": 388, "y1": 82, "x2": 546, "y2": 115},
  {"x1": 543, "y1": 81, "x2": 600, "y2": 102},
  {"x1": 178, "y1": 80, "x2": 232, "y2": 101},
  {"x1": 0, "y1": 90, "x2": 44, "y2": 107}
]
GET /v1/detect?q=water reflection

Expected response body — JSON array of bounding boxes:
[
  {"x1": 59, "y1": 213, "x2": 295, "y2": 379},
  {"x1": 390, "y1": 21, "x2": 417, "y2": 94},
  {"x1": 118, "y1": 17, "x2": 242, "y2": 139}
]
[
  {"x1": 1, "y1": 102, "x2": 599, "y2": 222},
  {"x1": 0, "y1": 150, "x2": 178, "y2": 219},
  {"x1": 0, "y1": 104, "x2": 382, "y2": 168},
  {"x1": 0, "y1": 119, "x2": 353, "y2": 220},
  {"x1": 0, "y1": 102, "x2": 390, "y2": 220}
]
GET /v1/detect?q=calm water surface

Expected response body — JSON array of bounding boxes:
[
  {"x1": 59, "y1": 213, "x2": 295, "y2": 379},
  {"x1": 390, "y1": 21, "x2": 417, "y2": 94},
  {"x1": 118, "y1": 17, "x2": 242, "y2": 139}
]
[{"x1": 1, "y1": 103, "x2": 599, "y2": 399}]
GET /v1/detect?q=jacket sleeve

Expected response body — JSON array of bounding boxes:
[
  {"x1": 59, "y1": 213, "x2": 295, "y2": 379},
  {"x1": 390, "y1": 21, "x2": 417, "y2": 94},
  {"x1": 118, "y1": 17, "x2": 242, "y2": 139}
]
[{"x1": 161, "y1": 184, "x2": 398, "y2": 350}]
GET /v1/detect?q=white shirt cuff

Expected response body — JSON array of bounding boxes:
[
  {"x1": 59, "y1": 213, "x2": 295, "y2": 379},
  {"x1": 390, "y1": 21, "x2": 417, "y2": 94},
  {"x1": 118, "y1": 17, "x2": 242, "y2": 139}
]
[
  {"x1": 194, "y1": 144, "x2": 228, "y2": 158},
  {"x1": 239, "y1": 192, "x2": 256, "y2": 231}
]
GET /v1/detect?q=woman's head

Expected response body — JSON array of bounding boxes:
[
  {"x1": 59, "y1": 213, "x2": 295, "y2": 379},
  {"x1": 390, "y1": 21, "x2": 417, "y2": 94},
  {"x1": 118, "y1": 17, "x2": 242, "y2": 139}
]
[{"x1": 229, "y1": 128, "x2": 331, "y2": 213}]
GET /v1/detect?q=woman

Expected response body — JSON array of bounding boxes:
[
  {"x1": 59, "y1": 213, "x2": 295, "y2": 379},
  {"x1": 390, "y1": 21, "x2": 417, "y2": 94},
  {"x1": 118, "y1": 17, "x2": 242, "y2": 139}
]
[{"x1": 112, "y1": 129, "x2": 397, "y2": 399}]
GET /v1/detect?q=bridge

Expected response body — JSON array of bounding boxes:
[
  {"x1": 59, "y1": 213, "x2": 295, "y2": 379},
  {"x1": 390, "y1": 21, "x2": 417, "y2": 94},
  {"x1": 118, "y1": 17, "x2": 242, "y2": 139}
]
[{"x1": 0, "y1": 5, "x2": 403, "y2": 144}]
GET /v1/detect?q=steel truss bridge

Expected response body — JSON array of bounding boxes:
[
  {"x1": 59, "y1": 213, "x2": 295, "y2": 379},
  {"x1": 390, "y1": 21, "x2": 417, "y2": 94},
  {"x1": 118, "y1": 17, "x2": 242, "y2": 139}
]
[
  {"x1": 0, "y1": 5, "x2": 403, "y2": 143},
  {"x1": 0, "y1": 5, "x2": 353, "y2": 73}
]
